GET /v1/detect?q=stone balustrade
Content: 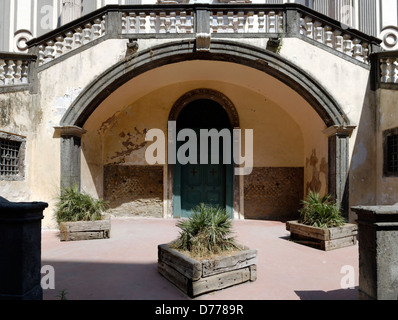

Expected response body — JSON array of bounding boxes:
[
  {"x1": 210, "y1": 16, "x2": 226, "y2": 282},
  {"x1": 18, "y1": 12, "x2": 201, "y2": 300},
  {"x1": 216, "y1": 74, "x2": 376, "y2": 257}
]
[
  {"x1": 35, "y1": 14, "x2": 106, "y2": 66},
  {"x1": 380, "y1": 56, "x2": 398, "y2": 84},
  {"x1": 300, "y1": 12, "x2": 370, "y2": 64},
  {"x1": 26, "y1": 4, "x2": 381, "y2": 69},
  {"x1": 210, "y1": 9, "x2": 283, "y2": 34},
  {"x1": 0, "y1": 53, "x2": 35, "y2": 87}
]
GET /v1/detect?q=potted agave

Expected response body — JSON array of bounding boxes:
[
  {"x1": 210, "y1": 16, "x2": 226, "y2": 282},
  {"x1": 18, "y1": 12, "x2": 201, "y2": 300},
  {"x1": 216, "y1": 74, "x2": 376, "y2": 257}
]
[
  {"x1": 286, "y1": 191, "x2": 358, "y2": 251},
  {"x1": 55, "y1": 186, "x2": 110, "y2": 241},
  {"x1": 158, "y1": 204, "x2": 257, "y2": 298}
]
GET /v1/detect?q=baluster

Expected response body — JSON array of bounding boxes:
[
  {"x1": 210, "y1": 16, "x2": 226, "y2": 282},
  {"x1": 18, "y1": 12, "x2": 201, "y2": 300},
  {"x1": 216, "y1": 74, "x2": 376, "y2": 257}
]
[
  {"x1": 38, "y1": 45, "x2": 45, "y2": 65},
  {"x1": 395, "y1": 58, "x2": 398, "y2": 83},
  {"x1": 64, "y1": 31, "x2": 74, "y2": 51},
  {"x1": 343, "y1": 34, "x2": 352, "y2": 57},
  {"x1": 180, "y1": 11, "x2": 187, "y2": 33},
  {"x1": 139, "y1": 13, "x2": 147, "y2": 33},
  {"x1": 74, "y1": 27, "x2": 82, "y2": 47},
  {"x1": 45, "y1": 40, "x2": 55, "y2": 62},
  {"x1": 159, "y1": 12, "x2": 166, "y2": 33},
  {"x1": 101, "y1": 15, "x2": 106, "y2": 36},
  {"x1": 21, "y1": 61, "x2": 28, "y2": 84},
  {"x1": 227, "y1": 12, "x2": 234, "y2": 33},
  {"x1": 170, "y1": 12, "x2": 176, "y2": 33},
  {"x1": 0, "y1": 59, "x2": 6, "y2": 85},
  {"x1": 164, "y1": 14, "x2": 171, "y2": 33},
  {"x1": 324, "y1": 26, "x2": 333, "y2": 47},
  {"x1": 362, "y1": 43, "x2": 369, "y2": 64},
  {"x1": 299, "y1": 17, "x2": 306, "y2": 35},
  {"x1": 186, "y1": 12, "x2": 193, "y2": 33},
  {"x1": 387, "y1": 58, "x2": 396, "y2": 83},
  {"x1": 277, "y1": 11, "x2": 283, "y2": 33},
  {"x1": 333, "y1": 30, "x2": 343, "y2": 52},
  {"x1": 237, "y1": 11, "x2": 244, "y2": 33},
  {"x1": 55, "y1": 36, "x2": 64, "y2": 57},
  {"x1": 128, "y1": 13, "x2": 136, "y2": 34},
  {"x1": 304, "y1": 16, "x2": 313, "y2": 39},
  {"x1": 247, "y1": 11, "x2": 254, "y2": 33},
  {"x1": 149, "y1": 12, "x2": 156, "y2": 33},
  {"x1": 14, "y1": 60, "x2": 22, "y2": 84},
  {"x1": 122, "y1": 13, "x2": 127, "y2": 34},
  {"x1": 218, "y1": 12, "x2": 225, "y2": 33},
  {"x1": 268, "y1": 11, "x2": 276, "y2": 33},
  {"x1": 93, "y1": 18, "x2": 102, "y2": 39},
  {"x1": 5, "y1": 60, "x2": 15, "y2": 85},
  {"x1": 352, "y1": 38, "x2": 363, "y2": 61},
  {"x1": 380, "y1": 58, "x2": 389, "y2": 83},
  {"x1": 314, "y1": 21, "x2": 323, "y2": 43},
  {"x1": 83, "y1": 23, "x2": 92, "y2": 44},
  {"x1": 258, "y1": 11, "x2": 265, "y2": 33},
  {"x1": 210, "y1": 13, "x2": 217, "y2": 33}
]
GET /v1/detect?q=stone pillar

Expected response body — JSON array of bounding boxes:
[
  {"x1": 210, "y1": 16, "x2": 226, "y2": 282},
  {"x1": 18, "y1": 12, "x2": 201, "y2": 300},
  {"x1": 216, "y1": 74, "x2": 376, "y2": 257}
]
[
  {"x1": 323, "y1": 125, "x2": 355, "y2": 215},
  {"x1": 351, "y1": 206, "x2": 398, "y2": 300},
  {"x1": 0, "y1": 200, "x2": 48, "y2": 300},
  {"x1": 61, "y1": 0, "x2": 82, "y2": 25},
  {"x1": 55, "y1": 126, "x2": 86, "y2": 192}
]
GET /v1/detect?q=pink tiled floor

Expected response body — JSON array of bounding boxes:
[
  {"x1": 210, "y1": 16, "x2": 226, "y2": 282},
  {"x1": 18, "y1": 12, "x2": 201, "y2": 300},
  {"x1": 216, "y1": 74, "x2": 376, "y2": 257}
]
[{"x1": 41, "y1": 218, "x2": 359, "y2": 300}]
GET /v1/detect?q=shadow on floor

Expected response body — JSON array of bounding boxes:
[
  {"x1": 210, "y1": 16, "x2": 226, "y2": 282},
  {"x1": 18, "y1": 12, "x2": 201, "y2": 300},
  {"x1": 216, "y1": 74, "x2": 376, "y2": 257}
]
[
  {"x1": 295, "y1": 287, "x2": 359, "y2": 300},
  {"x1": 41, "y1": 260, "x2": 190, "y2": 300}
]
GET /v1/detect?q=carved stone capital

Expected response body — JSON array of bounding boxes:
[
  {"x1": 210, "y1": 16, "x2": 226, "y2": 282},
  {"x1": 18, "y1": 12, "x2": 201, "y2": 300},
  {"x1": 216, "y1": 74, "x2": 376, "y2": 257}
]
[{"x1": 54, "y1": 125, "x2": 87, "y2": 137}]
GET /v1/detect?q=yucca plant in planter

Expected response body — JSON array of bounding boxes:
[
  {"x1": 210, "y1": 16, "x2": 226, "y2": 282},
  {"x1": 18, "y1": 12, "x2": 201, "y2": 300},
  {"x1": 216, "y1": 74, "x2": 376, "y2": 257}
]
[
  {"x1": 158, "y1": 204, "x2": 257, "y2": 298},
  {"x1": 55, "y1": 186, "x2": 110, "y2": 241},
  {"x1": 286, "y1": 191, "x2": 358, "y2": 251}
]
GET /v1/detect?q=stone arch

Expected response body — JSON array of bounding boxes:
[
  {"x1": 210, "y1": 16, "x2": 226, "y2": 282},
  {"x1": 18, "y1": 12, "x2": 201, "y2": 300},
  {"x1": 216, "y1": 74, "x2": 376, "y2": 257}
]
[
  {"x1": 168, "y1": 88, "x2": 240, "y2": 128},
  {"x1": 60, "y1": 39, "x2": 349, "y2": 128},
  {"x1": 58, "y1": 39, "x2": 353, "y2": 213}
]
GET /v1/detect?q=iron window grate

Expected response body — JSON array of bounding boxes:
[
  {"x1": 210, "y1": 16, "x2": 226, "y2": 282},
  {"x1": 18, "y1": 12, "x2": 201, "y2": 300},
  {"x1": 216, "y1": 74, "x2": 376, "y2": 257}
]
[
  {"x1": 0, "y1": 139, "x2": 21, "y2": 177},
  {"x1": 387, "y1": 134, "x2": 398, "y2": 173}
]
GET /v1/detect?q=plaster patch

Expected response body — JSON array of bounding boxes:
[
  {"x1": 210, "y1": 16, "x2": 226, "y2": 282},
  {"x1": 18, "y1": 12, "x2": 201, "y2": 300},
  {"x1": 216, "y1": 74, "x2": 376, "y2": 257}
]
[
  {"x1": 48, "y1": 87, "x2": 83, "y2": 134},
  {"x1": 351, "y1": 141, "x2": 368, "y2": 171}
]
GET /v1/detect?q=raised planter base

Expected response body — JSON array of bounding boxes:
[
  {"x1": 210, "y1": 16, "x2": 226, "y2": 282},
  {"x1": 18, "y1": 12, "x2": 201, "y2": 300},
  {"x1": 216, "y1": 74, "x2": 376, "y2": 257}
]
[
  {"x1": 158, "y1": 244, "x2": 257, "y2": 298},
  {"x1": 286, "y1": 220, "x2": 358, "y2": 251},
  {"x1": 59, "y1": 217, "x2": 111, "y2": 241}
]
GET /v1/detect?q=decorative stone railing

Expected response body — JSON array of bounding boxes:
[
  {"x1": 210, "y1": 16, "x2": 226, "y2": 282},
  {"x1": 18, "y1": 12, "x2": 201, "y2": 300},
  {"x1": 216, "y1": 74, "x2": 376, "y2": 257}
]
[
  {"x1": 210, "y1": 9, "x2": 283, "y2": 34},
  {"x1": 0, "y1": 53, "x2": 36, "y2": 89},
  {"x1": 26, "y1": 4, "x2": 381, "y2": 69},
  {"x1": 121, "y1": 9, "x2": 194, "y2": 34},
  {"x1": 372, "y1": 51, "x2": 398, "y2": 89},
  {"x1": 299, "y1": 11, "x2": 374, "y2": 64},
  {"x1": 30, "y1": 12, "x2": 106, "y2": 66}
]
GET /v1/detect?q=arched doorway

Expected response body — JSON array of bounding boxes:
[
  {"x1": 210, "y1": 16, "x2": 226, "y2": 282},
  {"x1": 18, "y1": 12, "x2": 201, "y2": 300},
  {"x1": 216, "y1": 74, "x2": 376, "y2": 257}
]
[{"x1": 172, "y1": 97, "x2": 235, "y2": 218}]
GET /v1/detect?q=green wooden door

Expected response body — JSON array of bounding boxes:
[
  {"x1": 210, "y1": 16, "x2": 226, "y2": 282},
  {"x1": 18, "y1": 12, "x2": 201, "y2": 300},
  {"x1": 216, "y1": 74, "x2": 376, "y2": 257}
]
[{"x1": 173, "y1": 130, "x2": 233, "y2": 218}]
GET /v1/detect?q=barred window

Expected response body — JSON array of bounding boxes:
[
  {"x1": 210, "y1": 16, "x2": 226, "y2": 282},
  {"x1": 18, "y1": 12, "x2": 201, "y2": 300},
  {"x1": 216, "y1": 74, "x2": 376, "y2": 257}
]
[
  {"x1": 0, "y1": 132, "x2": 26, "y2": 181},
  {"x1": 384, "y1": 128, "x2": 398, "y2": 177}
]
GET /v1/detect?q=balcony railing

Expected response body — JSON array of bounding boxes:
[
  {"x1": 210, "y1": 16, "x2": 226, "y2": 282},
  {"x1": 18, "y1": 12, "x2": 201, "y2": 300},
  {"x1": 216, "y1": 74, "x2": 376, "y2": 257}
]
[
  {"x1": 26, "y1": 4, "x2": 381, "y2": 69},
  {"x1": 0, "y1": 53, "x2": 36, "y2": 91},
  {"x1": 372, "y1": 51, "x2": 398, "y2": 89}
]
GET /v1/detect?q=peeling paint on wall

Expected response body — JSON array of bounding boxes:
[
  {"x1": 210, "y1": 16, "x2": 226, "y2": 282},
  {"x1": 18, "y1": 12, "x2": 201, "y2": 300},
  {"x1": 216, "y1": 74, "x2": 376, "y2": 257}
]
[
  {"x1": 108, "y1": 127, "x2": 148, "y2": 164},
  {"x1": 306, "y1": 149, "x2": 328, "y2": 195}
]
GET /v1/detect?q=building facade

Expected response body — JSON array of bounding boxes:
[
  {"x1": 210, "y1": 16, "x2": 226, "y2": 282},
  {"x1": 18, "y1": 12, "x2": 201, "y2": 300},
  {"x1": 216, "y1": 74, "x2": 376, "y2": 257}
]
[{"x1": 1, "y1": 1, "x2": 398, "y2": 228}]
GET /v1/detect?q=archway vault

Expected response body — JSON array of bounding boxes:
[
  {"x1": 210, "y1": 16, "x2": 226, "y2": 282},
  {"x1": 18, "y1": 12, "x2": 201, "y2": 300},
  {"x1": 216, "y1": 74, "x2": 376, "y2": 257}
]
[
  {"x1": 60, "y1": 39, "x2": 350, "y2": 128},
  {"x1": 58, "y1": 39, "x2": 354, "y2": 215}
]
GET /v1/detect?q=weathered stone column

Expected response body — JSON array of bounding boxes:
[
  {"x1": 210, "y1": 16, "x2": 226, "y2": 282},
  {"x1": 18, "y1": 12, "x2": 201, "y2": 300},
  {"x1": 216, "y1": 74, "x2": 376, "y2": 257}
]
[
  {"x1": 351, "y1": 206, "x2": 398, "y2": 300},
  {"x1": 323, "y1": 125, "x2": 355, "y2": 214},
  {"x1": 55, "y1": 125, "x2": 86, "y2": 192},
  {"x1": 0, "y1": 200, "x2": 48, "y2": 300}
]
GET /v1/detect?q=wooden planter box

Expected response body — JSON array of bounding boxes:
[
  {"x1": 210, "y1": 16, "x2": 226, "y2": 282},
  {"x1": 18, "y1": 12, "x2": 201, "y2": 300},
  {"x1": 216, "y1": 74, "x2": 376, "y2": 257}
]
[
  {"x1": 59, "y1": 217, "x2": 111, "y2": 241},
  {"x1": 158, "y1": 244, "x2": 257, "y2": 298},
  {"x1": 286, "y1": 220, "x2": 358, "y2": 251}
]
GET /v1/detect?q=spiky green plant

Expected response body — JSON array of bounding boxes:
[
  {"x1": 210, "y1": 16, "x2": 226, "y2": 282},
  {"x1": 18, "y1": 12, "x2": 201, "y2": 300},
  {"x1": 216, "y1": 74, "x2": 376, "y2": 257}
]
[
  {"x1": 171, "y1": 204, "x2": 240, "y2": 259},
  {"x1": 55, "y1": 186, "x2": 108, "y2": 225},
  {"x1": 299, "y1": 191, "x2": 346, "y2": 229}
]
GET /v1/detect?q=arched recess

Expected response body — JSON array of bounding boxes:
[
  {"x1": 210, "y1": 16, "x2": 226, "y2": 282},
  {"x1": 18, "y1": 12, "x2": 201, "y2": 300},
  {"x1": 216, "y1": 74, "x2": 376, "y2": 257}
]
[{"x1": 57, "y1": 39, "x2": 355, "y2": 213}]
